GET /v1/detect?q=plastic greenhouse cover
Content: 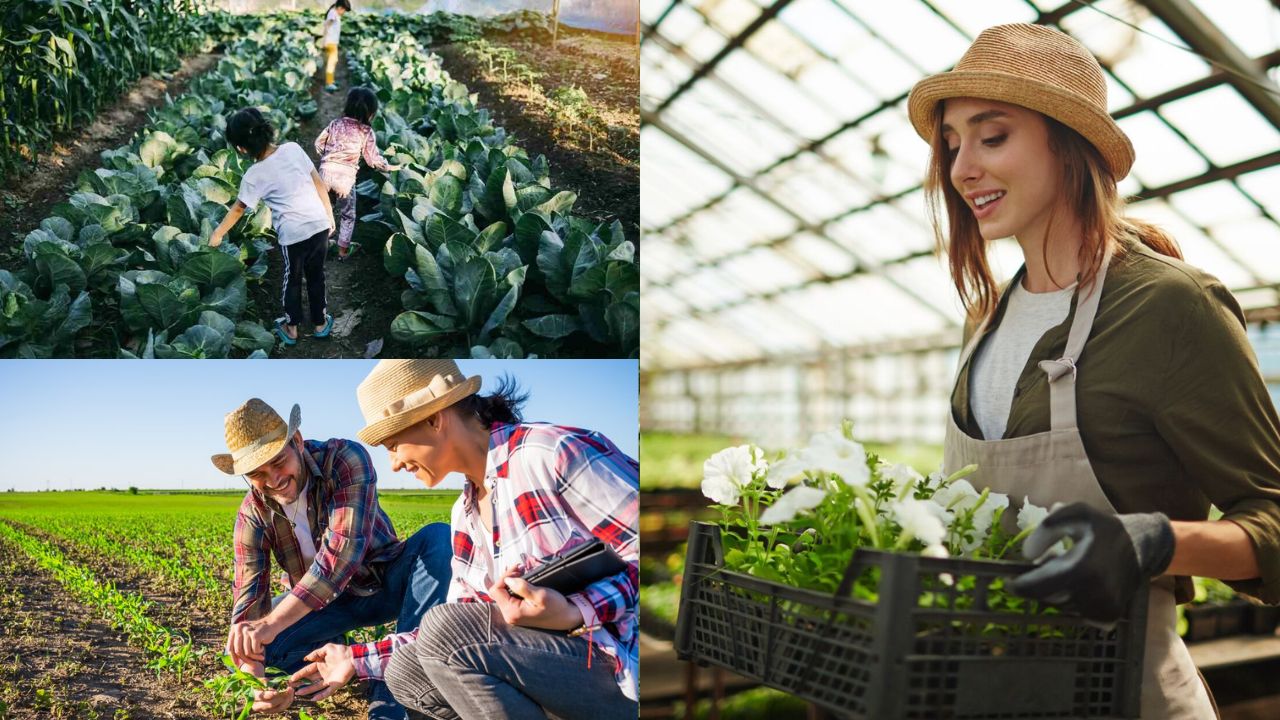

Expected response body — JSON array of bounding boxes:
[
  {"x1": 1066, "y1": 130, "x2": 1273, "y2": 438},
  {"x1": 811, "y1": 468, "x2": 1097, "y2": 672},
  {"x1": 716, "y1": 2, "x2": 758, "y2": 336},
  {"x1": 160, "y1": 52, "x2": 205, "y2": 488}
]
[{"x1": 417, "y1": 0, "x2": 637, "y2": 35}]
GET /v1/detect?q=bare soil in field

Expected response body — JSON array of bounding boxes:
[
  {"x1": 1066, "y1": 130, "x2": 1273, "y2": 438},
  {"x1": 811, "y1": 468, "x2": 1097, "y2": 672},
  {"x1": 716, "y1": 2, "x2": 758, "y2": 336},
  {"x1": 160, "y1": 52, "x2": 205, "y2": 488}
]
[
  {"x1": 2, "y1": 524, "x2": 369, "y2": 719},
  {"x1": 249, "y1": 51, "x2": 407, "y2": 359},
  {"x1": 0, "y1": 533, "x2": 199, "y2": 719},
  {"x1": 434, "y1": 28, "x2": 640, "y2": 244},
  {"x1": 0, "y1": 53, "x2": 222, "y2": 259}
]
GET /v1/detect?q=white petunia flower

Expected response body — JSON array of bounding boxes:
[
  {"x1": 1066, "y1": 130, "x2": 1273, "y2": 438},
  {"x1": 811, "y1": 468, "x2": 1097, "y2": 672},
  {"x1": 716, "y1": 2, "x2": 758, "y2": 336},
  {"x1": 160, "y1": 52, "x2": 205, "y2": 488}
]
[
  {"x1": 803, "y1": 430, "x2": 870, "y2": 487},
  {"x1": 760, "y1": 486, "x2": 828, "y2": 526},
  {"x1": 1017, "y1": 496, "x2": 1050, "y2": 533},
  {"x1": 932, "y1": 479, "x2": 981, "y2": 509},
  {"x1": 923, "y1": 543, "x2": 950, "y2": 559},
  {"x1": 701, "y1": 445, "x2": 765, "y2": 505},
  {"x1": 765, "y1": 455, "x2": 807, "y2": 490},
  {"x1": 881, "y1": 462, "x2": 924, "y2": 492},
  {"x1": 892, "y1": 498, "x2": 948, "y2": 547}
]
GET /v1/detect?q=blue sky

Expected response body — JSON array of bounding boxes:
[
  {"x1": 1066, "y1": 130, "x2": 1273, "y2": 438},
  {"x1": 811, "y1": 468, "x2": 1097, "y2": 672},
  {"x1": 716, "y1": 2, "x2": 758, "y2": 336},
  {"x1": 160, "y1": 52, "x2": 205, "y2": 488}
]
[{"x1": 0, "y1": 360, "x2": 638, "y2": 491}]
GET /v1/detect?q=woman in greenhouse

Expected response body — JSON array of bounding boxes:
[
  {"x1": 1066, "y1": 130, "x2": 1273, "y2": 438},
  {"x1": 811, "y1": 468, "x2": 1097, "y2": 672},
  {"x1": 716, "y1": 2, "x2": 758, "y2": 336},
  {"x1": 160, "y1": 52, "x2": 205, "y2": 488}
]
[
  {"x1": 284, "y1": 360, "x2": 639, "y2": 720},
  {"x1": 321, "y1": 0, "x2": 351, "y2": 92},
  {"x1": 908, "y1": 23, "x2": 1280, "y2": 718}
]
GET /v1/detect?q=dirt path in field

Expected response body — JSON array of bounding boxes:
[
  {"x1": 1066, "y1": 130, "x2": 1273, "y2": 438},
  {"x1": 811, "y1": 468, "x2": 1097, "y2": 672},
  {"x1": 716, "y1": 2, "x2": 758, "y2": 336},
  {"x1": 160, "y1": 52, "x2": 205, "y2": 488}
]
[
  {"x1": 250, "y1": 51, "x2": 407, "y2": 359},
  {"x1": 0, "y1": 52, "x2": 222, "y2": 265},
  {"x1": 0, "y1": 533, "x2": 204, "y2": 719},
  {"x1": 433, "y1": 29, "x2": 640, "y2": 245}
]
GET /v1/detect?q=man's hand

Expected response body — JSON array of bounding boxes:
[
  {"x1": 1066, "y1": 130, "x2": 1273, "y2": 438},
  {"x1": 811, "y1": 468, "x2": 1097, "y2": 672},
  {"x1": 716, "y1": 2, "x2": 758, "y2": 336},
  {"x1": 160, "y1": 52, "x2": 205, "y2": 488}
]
[
  {"x1": 1009, "y1": 502, "x2": 1174, "y2": 623},
  {"x1": 209, "y1": 228, "x2": 225, "y2": 248},
  {"x1": 289, "y1": 643, "x2": 356, "y2": 702},
  {"x1": 251, "y1": 687, "x2": 295, "y2": 715},
  {"x1": 227, "y1": 619, "x2": 280, "y2": 666},
  {"x1": 489, "y1": 565, "x2": 585, "y2": 631}
]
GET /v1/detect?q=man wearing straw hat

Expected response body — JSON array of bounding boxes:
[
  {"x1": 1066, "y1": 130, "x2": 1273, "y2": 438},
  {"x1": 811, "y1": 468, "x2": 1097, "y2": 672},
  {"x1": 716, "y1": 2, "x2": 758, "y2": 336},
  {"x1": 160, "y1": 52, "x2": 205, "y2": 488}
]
[
  {"x1": 211, "y1": 397, "x2": 453, "y2": 718},
  {"x1": 276, "y1": 360, "x2": 640, "y2": 720}
]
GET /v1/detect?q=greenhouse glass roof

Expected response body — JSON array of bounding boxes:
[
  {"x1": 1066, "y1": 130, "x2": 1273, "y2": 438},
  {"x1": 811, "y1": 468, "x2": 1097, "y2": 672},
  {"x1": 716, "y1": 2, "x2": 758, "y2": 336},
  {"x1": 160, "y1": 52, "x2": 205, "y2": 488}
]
[{"x1": 640, "y1": 0, "x2": 1280, "y2": 370}]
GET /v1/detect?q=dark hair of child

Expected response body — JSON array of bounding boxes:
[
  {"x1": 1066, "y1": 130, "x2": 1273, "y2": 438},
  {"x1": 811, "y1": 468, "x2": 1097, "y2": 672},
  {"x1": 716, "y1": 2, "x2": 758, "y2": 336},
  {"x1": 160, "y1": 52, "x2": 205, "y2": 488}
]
[
  {"x1": 226, "y1": 108, "x2": 275, "y2": 159},
  {"x1": 327, "y1": 0, "x2": 352, "y2": 13},
  {"x1": 343, "y1": 87, "x2": 379, "y2": 125}
]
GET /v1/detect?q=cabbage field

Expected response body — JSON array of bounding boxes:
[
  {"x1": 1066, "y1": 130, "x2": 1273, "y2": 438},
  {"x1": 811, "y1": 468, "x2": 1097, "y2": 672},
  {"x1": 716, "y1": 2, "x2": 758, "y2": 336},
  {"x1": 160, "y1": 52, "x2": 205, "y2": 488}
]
[
  {"x1": 0, "y1": 490, "x2": 457, "y2": 719},
  {"x1": 0, "y1": 8, "x2": 638, "y2": 359}
]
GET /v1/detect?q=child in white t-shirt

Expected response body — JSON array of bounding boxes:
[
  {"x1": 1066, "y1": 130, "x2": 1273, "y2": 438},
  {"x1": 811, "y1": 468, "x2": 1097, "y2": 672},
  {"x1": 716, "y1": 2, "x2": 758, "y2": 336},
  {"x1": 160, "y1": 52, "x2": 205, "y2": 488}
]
[
  {"x1": 321, "y1": 1, "x2": 350, "y2": 91},
  {"x1": 209, "y1": 108, "x2": 335, "y2": 346}
]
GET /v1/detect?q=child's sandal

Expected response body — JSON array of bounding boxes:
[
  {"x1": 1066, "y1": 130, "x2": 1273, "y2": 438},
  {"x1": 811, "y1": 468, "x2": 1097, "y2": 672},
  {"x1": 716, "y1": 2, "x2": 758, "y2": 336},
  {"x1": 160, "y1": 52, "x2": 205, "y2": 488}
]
[
  {"x1": 314, "y1": 313, "x2": 335, "y2": 339},
  {"x1": 273, "y1": 319, "x2": 298, "y2": 347}
]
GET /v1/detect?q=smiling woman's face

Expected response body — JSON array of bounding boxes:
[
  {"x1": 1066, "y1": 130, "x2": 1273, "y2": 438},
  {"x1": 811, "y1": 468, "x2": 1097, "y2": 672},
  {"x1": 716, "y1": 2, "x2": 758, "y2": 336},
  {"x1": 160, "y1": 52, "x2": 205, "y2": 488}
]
[
  {"x1": 941, "y1": 98, "x2": 1064, "y2": 243},
  {"x1": 381, "y1": 414, "x2": 456, "y2": 488}
]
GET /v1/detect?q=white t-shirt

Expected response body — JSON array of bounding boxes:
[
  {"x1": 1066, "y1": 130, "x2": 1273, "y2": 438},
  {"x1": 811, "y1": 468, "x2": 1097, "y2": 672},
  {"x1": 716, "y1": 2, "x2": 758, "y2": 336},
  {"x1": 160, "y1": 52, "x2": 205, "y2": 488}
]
[
  {"x1": 237, "y1": 142, "x2": 330, "y2": 246},
  {"x1": 324, "y1": 8, "x2": 342, "y2": 45},
  {"x1": 280, "y1": 480, "x2": 317, "y2": 569},
  {"x1": 970, "y1": 278, "x2": 1076, "y2": 440}
]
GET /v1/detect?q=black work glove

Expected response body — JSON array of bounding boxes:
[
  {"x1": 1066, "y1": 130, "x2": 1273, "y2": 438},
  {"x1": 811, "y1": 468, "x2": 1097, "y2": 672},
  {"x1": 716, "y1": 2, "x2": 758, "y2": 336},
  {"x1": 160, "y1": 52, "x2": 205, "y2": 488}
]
[{"x1": 1008, "y1": 502, "x2": 1175, "y2": 623}]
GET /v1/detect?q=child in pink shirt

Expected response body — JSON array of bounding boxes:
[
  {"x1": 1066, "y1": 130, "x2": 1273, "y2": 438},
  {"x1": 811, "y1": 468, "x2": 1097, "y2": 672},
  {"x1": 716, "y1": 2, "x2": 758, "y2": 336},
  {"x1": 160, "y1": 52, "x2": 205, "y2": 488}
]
[{"x1": 315, "y1": 87, "x2": 400, "y2": 260}]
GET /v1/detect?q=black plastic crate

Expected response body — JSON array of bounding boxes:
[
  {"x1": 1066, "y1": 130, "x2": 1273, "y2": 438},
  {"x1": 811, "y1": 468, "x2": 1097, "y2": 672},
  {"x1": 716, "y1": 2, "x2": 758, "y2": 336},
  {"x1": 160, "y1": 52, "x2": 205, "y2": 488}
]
[{"x1": 675, "y1": 522, "x2": 1148, "y2": 719}]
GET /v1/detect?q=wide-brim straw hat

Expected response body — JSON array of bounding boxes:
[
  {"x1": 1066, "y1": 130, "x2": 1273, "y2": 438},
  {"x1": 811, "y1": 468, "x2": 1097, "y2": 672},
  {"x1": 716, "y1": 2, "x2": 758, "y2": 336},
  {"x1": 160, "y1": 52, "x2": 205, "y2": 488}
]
[
  {"x1": 211, "y1": 399, "x2": 301, "y2": 476},
  {"x1": 356, "y1": 360, "x2": 482, "y2": 446},
  {"x1": 908, "y1": 23, "x2": 1134, "y2": 179}
]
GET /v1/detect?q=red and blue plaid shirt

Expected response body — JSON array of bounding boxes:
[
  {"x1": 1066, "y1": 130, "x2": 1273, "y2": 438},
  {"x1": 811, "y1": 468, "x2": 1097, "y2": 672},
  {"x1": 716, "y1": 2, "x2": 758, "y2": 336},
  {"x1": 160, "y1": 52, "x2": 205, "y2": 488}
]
[
  {"x1": 350, "y1": 422, "x2": 640, "y2": 700},
  {"x1": 231, "y1": 439, "x2": 403, "y2": 624}
]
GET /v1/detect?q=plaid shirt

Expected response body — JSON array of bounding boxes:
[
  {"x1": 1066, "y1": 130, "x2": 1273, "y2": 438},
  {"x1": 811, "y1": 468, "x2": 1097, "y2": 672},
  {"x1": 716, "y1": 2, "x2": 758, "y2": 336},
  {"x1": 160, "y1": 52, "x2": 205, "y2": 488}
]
[
  {"x1": 231, "y1": 438, "x2": 403, "y2": 624},
  {"x1": 350, "y1": 422, "x2": 640, "y2": 701}
]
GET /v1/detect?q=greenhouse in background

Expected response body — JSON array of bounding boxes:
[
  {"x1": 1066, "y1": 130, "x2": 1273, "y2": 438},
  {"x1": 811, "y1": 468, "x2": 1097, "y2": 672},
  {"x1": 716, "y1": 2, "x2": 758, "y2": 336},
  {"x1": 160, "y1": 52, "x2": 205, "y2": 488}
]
[{"x1": 639, "y1": 1, "x2": 1280, "y2": 718}]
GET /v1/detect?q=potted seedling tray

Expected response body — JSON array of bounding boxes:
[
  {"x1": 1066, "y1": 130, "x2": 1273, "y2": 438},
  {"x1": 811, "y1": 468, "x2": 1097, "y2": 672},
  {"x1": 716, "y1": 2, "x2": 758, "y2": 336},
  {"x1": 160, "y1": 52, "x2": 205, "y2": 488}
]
[{"x1": 675, "y1": 522, "x2": 1148, "y2": 720}]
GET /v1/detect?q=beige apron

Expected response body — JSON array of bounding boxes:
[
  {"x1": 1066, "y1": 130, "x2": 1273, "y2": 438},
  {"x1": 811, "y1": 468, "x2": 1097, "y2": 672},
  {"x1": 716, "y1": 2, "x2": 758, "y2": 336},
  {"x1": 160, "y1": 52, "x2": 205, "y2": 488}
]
[{"x1": 942, "y1": 248, "x2": 1216, "y2": 719}]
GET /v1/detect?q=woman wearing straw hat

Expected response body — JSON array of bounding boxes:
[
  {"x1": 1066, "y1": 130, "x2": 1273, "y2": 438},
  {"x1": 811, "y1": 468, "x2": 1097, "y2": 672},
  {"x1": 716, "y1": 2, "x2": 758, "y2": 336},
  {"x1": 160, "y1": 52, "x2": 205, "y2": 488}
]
[
  {"x1": 210, "y1": 397, "x2": 452, "y2": 720},
  {"x1": 286, "y1": 360, "x2": 639, "y2": 720},
  {"x1": 908, "y1": 23, "x2": 1280, "y2": 717}
]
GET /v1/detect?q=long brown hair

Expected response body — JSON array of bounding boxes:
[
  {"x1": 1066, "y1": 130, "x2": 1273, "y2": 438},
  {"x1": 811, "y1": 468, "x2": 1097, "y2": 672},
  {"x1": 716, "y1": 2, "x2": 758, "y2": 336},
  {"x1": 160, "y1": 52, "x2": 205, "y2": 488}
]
[{"x1": 923, "y1": 105, "x2": 1182, "y2": 323}]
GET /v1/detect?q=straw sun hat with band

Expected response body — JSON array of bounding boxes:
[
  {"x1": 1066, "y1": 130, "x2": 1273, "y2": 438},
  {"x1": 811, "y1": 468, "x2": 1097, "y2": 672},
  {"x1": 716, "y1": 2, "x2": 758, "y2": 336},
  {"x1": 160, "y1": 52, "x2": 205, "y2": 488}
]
[
  {"x1": 211, "y1": 398, "x2": 302, "y2": 476},
  {"x1": 356, "y1": 359, "x2": 482, "y2": 447},
  {"x1": 907, "y1": 22, "x2": 1135, "y2": 180}
]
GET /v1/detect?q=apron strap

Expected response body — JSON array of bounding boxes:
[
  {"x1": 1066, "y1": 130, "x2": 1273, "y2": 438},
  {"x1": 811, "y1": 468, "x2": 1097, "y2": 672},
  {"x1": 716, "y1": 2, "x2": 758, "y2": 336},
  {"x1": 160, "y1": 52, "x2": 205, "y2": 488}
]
[{"x1": 1037, "y1": 245, "x2": 1113, "y2": 431}]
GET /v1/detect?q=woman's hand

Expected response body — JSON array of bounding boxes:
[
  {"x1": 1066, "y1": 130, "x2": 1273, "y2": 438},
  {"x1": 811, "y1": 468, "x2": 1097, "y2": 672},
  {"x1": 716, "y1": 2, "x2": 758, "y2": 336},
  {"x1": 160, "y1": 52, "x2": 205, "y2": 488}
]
[
  {"x1": 208, "y1": 228, "x2": 225, "y2": 248},
  {"x1": 289, "y1": 643, "x2": 356, "y2": 702},
  {"x1": 489, "y1": 565, "x2": 585, "y2": 631}
]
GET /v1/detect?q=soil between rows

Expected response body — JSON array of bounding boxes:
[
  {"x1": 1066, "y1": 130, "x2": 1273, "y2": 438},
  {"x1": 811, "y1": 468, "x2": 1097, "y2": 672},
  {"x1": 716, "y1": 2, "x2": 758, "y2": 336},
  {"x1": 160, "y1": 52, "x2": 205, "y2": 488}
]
[
  {"x1": 2, "y1": 522, "x2": 369, "y2": 719},
  {"x1": 432, "y1": 29, "x2": 640, "y2": 246},
  {"x1": 0, "y1": 533, "x2": 200, "y2": 719}
]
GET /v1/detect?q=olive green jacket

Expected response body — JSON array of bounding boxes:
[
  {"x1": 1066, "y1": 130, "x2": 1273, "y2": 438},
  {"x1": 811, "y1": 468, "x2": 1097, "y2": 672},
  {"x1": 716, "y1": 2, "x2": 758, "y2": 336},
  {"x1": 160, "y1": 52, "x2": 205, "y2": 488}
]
[{"x1": 954, "y1": 240, "x2": 1280, "y2": 604}]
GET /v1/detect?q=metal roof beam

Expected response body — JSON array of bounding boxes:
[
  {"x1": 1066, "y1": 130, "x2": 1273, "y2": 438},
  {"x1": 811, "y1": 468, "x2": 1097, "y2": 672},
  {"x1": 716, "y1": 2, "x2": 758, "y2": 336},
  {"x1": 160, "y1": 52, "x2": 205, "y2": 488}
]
[
  {"x1": 650, "y1": 0, "x2": 797, "y2": 117},
  {"x1": 1142, "y1": 0, "x2": 1280, "y2": 133}
]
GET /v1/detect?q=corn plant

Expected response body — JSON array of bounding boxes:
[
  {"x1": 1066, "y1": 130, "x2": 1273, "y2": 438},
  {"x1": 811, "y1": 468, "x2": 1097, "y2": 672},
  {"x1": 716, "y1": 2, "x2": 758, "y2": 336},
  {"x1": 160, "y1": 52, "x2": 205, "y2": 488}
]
[{"x1": 0, "y1": 0, "x2": 219, "y2": 178}]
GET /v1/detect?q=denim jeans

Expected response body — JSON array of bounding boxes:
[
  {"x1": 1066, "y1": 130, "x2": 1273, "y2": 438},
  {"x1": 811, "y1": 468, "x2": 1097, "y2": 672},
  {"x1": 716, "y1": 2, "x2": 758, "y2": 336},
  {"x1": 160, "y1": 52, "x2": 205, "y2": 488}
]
[
  {"x1": 383, "y1": 603, "x2": 637, "y2": 720},
  {"x1": 263, "y1": 522, "x2": 452, "y2": 720}
]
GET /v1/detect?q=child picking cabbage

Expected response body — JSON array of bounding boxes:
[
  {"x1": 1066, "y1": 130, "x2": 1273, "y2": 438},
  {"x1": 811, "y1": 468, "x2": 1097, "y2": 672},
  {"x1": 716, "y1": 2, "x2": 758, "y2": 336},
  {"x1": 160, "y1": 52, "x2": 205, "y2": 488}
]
[
  {"x1": 209, "y1": 108, "x2": 335, "y2": 346},
  {"x1": 314, "y1": 86, "x2": 400, "y2": 260}
]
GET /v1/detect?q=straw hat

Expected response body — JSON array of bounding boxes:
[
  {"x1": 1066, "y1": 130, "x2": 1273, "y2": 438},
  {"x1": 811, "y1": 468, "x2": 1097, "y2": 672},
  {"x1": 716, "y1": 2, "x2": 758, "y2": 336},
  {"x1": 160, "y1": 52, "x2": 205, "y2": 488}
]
[
  {"x1": 211, "y1": 399, "x2": 301, "y2": 476},
  {"x1": 907, "y1": 23, "x2": 1134, "y2": 179},
  {"x1": 356, "y1": 360, "x2": 482, "y2": 446}
]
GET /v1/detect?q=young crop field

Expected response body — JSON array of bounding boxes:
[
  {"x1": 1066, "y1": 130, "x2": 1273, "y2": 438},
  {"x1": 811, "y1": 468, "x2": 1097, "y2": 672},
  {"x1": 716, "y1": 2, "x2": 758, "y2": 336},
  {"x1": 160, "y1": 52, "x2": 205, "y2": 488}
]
[
  {"x1": 0, "y1": 7, "x2": 638, "y2": 360},
  {"x1": 0, "y1": 489, "x2": 457, "y2": 719}
]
